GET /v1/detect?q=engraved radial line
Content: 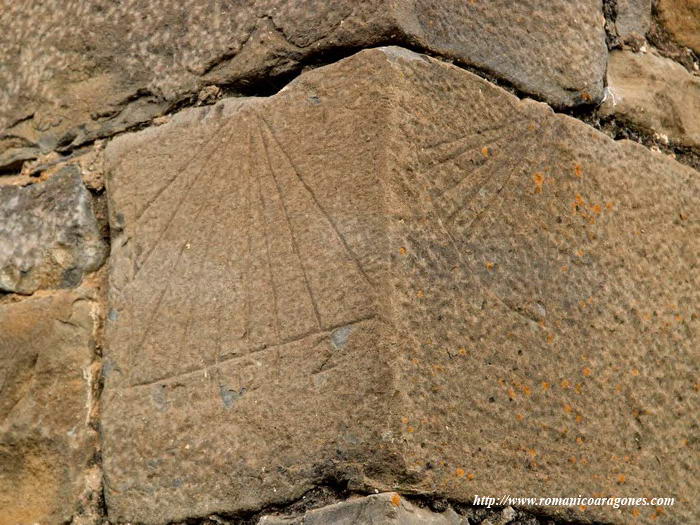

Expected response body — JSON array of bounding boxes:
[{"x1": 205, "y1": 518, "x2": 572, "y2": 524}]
[
  {"x1": 432, "y1": 125, "x2": 530, "y2": 177},
  {"x1": 255, "y1": 128, "x2": 281, "y2": 342},
  {"x1": 134, "y1": 118, "x2": 231, "y2": 223},
  {"x1": 127, "y1": 125, "x2": 239, "y2": 385},
  {"x1": 133, "y1": 119, "x2": 235, "y2": 280},
  {"x1": 180, "y1": 135, "x2": 236, "y2": 375},
  {"x1": 423, "y1": 117, "x2": 530, "y2": 151},
  {"x1": 446, "y1": 127, "x2": 536, "y2": 225},
  {"x1": 259, "y1": 115, "x2": 374, "y2": 286},
  {"x1": 258, "y1": 123, "x2": 323, "y2": 330},
  {"x1": 125, "y1": 314, "x2": 377, "y2": 390},
  {"x1": 243, "y1": 125, "x2": 254, "y2": 355}
]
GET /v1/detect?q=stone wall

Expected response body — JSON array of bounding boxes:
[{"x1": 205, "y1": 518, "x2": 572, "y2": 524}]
[{"x1": 0, "y1": 2, "x2": 698, "y2": 525}]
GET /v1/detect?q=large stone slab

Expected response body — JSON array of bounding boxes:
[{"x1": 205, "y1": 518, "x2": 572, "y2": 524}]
[
  {"x1": 0, "y1": 288, "x2": 100, "y2": 524},
  {"x1": 102, "y1": 47, "x2": 698, "y2": 525},
  {"x1": 600, "y1": 50, "x2": 700, "y2": 148},
  {"x1": 0, "y1": 1, "x2": 606, "y2": 170},
  {"x1": 0, "y1": 167, "x2": 107, "y2": 294}
]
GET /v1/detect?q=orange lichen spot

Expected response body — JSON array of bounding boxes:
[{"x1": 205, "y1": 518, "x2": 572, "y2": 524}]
[
  {"x1": 579, "y1": 300, "x2": 587, "y2": 308},
  {"x1": 575, "y1": 414, "x2": 584, "y2": 423},
  {"x1": 606, "y1": 201, "x2": 614, "y2": 210},
  {"x1": 578, "y1": 505, "x2": 587, "y2": 512},
  {"x1": 569, "y1": 456, "x2": 577, "y2": 464},
  {"x1": 508, "y1": 387, "x2": 517, "y2": 400},
  {"x1": 561, "y1": 379, "x2": 571, "y2": 389},
  {"x1": 591, "y1": 204, "x2": 602, "y2": 215},
  {"x1": 416, "y1": 290, "x2": 424, "y2": 298},
  {"x1": 576, "y1": 436, "x2": 584, "y2": 445},
  {"x1": 546, "y1": 333, "x2": 555, "y2": 344},
  {"x1": 631, "y1": 369, "x2": 640, "y2": 377},
  {"x1": 582, "y1": 367, "x2": 592, "y2": 377},
  {"x1": 527, "y1": 449, "x2": 537, "y2": 458},
  {"x1": 467, "y1": 473, "x2": 476, "y2": 480},
  {"x1": 574, "y1": 164, "x2": 583, "y2": 178},
  {"x1": 563, "y1": 404, "x2": 574, "y2": 413},
  {"x1": 516, "y1": 414, "x2": 525, "y2": 421},
  {"x1": 401, "y1": 417, "x2": 409, "y2": 424},
  {"x1": 575, "y1": 383, "x2": 583, "y2": 394},
  {"x1": 391, "y1": 494, "x2": 401, "y2": 507},
  {"x1": 631, "y1": 508, "x2": 641, "y2": 517},
  {"x1": 576, "y1": 249, "x2": 585, "y2": 257},
  {"x1": 675, "y1": 314, "x2": 683, "y2": 321},
  {"x1": 575, "y1": 194, "x2": 585, "y2": 206},
  {"x1": 399, "y1": 247, "x2": 407, "y2": 255},
  {"x1": 615, "y1": 383, "x2": 623, "y2": 393},
  {"x1": 481, "y1": 146, "x2": 490, "y2": 158},
  {"x1": 521, "y1": 385, "x2": 532, "y2": 396},
  {"x1": 485, "y1": 261, "x2": 495, "y2": 270},
  {"x1": 581, "y1": 92, "x2": 592, "y2": 102},
  {"x1": 541, "y1": 381, "x2": 550, "y2": 391},
  {"x1": 407, "y1": 426, "x2": 415, "y2": 433},
  {"x1": 561, "y1": 265, "x2": 569, "y2": 272},
  {"x1": 616, "y1": 474, "x2": 626, "y2": 484},
  {"x1": 533, "y1": 172, "x2": 545, "y2": 193}
]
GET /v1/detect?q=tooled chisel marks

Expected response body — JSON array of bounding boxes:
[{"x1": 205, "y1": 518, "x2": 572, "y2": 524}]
[
  {"x1": 125, "y1": 123, "x2": 240, "y2": 386},
  {"x1": 257, "y1": 113, "x2": 375, "y2": 287}
]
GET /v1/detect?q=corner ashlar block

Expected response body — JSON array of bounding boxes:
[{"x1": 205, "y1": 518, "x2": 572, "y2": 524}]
[{"x1": 103, "y1": 47, "x2": 699, "y2": 525}]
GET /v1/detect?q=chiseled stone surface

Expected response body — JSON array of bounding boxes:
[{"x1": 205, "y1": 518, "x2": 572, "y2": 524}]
[
  {"x1": 600, "y1": 50, "x2": 700, "y2": 147},
  {"x1": 259, "y1": 493, "x2": 463, "y2": 525},
  {"x1": 0, "y1": 167, "x2": 106, "y2": 294},
  {"x1": 657, "y1": 0, "x2": 700, "y2": 53},
  {"x1": 102, "y1": 47, "x2": 698, "y2": 525},
  {"x1": 0, "y1": 288, "x2": 100, "y2": 525},
  {"x1": 0, "y1": 0, "x2": 606, "y2": 170}
]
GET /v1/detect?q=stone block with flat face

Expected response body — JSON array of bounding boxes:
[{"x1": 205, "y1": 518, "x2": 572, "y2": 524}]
[
  {"x1": 102, "y1": 47, "x2": 699, "y2": 525},
  {"x1": 0, "y1": 0, "x2": 606, "y2": 170},
  {"x1": 0, "y1": 168, "x2": 106, "y2": 294},
  {"x1": 0, "y1": 289, "x2": 100, "y2": 525}
]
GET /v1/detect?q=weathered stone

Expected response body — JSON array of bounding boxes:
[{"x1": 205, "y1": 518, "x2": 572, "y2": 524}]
[
  {"x1": 616, "y1": 0, "x2": 652, "y2": 44},
  {"x1": 657, "y1": 0, "x2": 700, "y2": 53},
  {"x1": 600, "y1": 50, "x2": 700, "y2": 147},
  {"x1": 0, "y1": 1, "x2": 607, "y2": 170},
  {"x1": 0, "y1": 288, "x2": 100, "y2": 525},
  {"x1": 102, "y1": 47, "x2": 698, "y2": 525},
  {"x1": 259, "y1": 493, "x2": 463, "y2": 525},
  {"x1": 0, "y1": 167, "x2": 106, "y2": 294}
]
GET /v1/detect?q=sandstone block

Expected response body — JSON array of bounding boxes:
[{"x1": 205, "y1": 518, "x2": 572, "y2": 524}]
[
  {"x1": 0, "y1": 289, "x2": 100, "y2": 525},
  {"x1": 600, "y1": 50, "x2": 700, "y2": 147},
  {"x1": 102, "y1": 47, "x2": 698, "y2": 525},
  {"x1": 0, "y1": 1, "x2": 607, "y2": 170},
  {"x1": 657, "y1": 0, "x2": 700, "y2": 53},
  {"x1": 0, "y1": 167, "x2": 106, "y2": 294}
]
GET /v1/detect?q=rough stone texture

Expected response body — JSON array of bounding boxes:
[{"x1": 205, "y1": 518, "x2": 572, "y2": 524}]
[
  {"x1": 0, "y1": 288, "x2": 101, "y2": 525},
  {"x1": 656, "y1": 0, "x2": 700, "y2": 53},
  {"x1": 616, "y1": 0, "x2": 652, "y2": 44},
  {"x1": 102, "y1": 47, "x2": 698, "y2": 525},
  {"x1": 600, "y1": 50, "x2": 700, "y2": 147},
  {"x1": 0, "y1": 0, "x2": 607, "y2": 171},
  {"x1": 259, "y1": 493, "x2": 463, "y2": 525},
  {"x1": 0, "y1": 167, "x2": 107, "y2": 294}
]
